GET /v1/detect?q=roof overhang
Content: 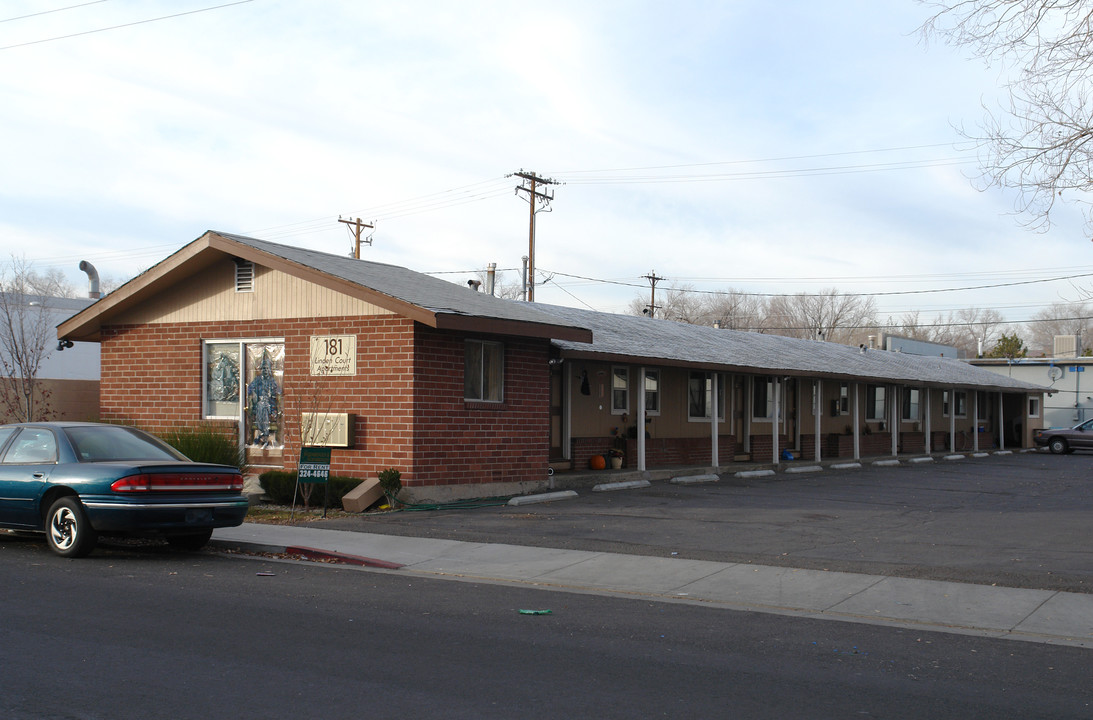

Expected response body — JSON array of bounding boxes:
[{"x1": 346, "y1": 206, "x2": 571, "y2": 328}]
[
  {"x1": 58, "y1": 231, "x2": 592, "y2": 344},
  {"x1": 554, "y1": 348, "x2": 1048, "y2": 395}
]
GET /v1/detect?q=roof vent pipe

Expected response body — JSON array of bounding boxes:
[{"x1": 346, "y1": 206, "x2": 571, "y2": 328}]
[
  {"x1": 486, "y1": 262, "x2": 497, "y2": 296},
  {"x1": 78, "y1": 260, "x2": 101, "y2": 299}
]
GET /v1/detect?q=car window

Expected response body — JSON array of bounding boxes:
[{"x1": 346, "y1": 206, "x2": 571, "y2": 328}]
[
  {"x1": 63, "y1": 425, "x2": 187, "y2": 462},
  {"x1": 3, "y1": 428, "x2": 58, "y2": 464},
  {"x1": 0, "y1": 427, "x2": 17, "y2": 452}
]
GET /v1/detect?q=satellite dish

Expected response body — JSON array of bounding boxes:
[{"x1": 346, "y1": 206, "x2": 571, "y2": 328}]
[{"x1": 1048, "y1": 366, "x2": 1063, "y2": 381}]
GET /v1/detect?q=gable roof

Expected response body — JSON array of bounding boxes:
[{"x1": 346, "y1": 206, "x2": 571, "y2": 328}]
[
  {"x1": 55, "y1": 230, "x2": 1046, "y2": 394},
  {"x1": 540, "y1": 303, "x2": 1047, "y2": 394},
  {"x1": 57, "y1": 231, "x2": 593, "y2": 343}
]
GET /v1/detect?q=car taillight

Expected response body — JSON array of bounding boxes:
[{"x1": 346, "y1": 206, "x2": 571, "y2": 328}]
[{"x1": 111, "y1": 473, "x2": 244, "y2": 493}]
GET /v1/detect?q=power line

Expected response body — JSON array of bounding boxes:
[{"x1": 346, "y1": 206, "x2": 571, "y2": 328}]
[
  {"x1": 0, "y1": 0, "x2": 256, "y2": 51},
  {"x1": 534, "y1": 267, "x2": 1093, "y2": 299},
  {"x1": 545, "y1": 143, "x2": 964, "y2": 176},
  {"x1": 736, "y1": 315, "x2": 1093, "y2": 334},
  {"x1": 555, "y1": 158, "x2": 972, "y2": 186},
  {"x1": 0, "y1": 1, "x2": 110, "y2": 24}
]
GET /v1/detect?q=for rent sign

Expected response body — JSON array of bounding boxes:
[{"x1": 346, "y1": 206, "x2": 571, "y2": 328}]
[{"x1": 298, "y1": 447, "x2": 332, "y2": 483}]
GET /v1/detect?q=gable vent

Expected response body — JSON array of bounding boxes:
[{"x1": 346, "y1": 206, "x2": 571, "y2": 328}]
[{"x1": 234, "y1": 259, "x2": 255, "y2": 293}]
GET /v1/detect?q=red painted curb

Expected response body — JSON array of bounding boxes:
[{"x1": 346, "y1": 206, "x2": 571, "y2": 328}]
[{"x1": 285, "y1": 545, "x2": 404, "y2": 570}]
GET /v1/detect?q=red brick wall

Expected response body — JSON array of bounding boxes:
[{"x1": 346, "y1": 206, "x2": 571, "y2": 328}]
[
  {"x1": 100, "y1": 316, "x2": 417, "y2": 483},
  {"x1": 571, "y1": 436, "x2": 736, "y2": 469},
  {"x1": 410, "y1": 328, "x2": 551, "y2": 488},
  {"x1": 99, "y1": 317, "x2": 553, "y2": 491}
]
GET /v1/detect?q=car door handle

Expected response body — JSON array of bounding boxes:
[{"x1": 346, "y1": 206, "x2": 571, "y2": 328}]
[{"x1": 32, "y1": 472, "x2": 46, "y2": 479}]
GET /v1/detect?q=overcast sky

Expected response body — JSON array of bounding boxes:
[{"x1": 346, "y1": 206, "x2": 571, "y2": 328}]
[{"x1": 2, "y1": 0, "x2": 1090, "y2": 330}]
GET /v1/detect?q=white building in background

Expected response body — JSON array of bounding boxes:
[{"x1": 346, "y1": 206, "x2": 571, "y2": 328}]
[
  {"x1": 971, "y1": 337, "x2": 1091, "y2": 430},
  {"x1": 0, "y1": 294, "x2": 100, "y2": 422}
]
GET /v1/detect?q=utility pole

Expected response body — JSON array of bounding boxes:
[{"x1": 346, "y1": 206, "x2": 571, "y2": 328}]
[
  {"x1": 511, "y1": 170, "x2": 558, "y2": 301},
  {"x1": 338, "y1": 216, "x2": 374, "y2": 259},
  {"x1": 643, "y1": 270, "x2": 665, "y2": 318}
]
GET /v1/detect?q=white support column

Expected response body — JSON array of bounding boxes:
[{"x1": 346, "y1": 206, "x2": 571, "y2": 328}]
[
  {"x1": 852, "y1": 382, "x2": 861, "y2": 460},
  {"x1": 891, "y1": 385, "x2": 899, "y2": 457},
  {"x1": 710, "y1": 372, "x2": 719, "y2": 469},
  {"x1": 772, "y1": 377, "x2": 781, "y2": 464},
  {"x1": 563, "y1": 362, "x2": 572, "y2": 460},
  {"x1": 814, "y1": 379, "x2": 822, "y2": 462},
  {"x1": 924, "y1": 388, "x2": 932, "y2": 454},
  {"x1": 950, "y1": 387, "x2": 957, "y2": 451},
  {"x1": 998, "y1": 392, "x2": 1006, "y2": 451},
  {"x1": 973, "y1": 390, "x2": 980, "y2": 452},
  {"x1": 795, "y1": 379, "x2": 802, "y2": 453},
  {"x1": 637, "y1": 366, "x2": 647, "y2": 471},
  {"x1": 744, "y1": 377, "x2": 752, "y2": 455}
]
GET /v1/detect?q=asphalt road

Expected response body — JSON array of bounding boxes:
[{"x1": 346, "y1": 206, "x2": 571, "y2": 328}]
[
  {"x1": 1, "y1": 540, "x2": 1091, "y2": 719},
  {"x1": 316, "y1": 451, "x2": 1093, "y2": 593}
]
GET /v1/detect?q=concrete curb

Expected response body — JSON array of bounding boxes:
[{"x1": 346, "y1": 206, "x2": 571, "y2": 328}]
[
  {"x1": 670, "y1": 474, "x2": 719, "y2": 485},
  {"x1": 592, "y1": 480, "x2": 652, "y2": 492},
  {"x1": 735, "y1": 469, "x2": 776, "y2": 479},
  {"x1": 508, "y1": 491, "x2": 579, "y2": 506},
  {"x1": 784, "y1": 465, "x2": 822, "y2": 474}
]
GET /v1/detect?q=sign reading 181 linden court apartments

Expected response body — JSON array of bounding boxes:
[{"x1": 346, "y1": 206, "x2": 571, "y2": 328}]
[{"x1": 310, "y1": 334, "x2": 356, "y2": 376}]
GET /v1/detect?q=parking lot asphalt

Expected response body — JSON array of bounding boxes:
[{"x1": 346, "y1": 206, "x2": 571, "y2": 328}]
[{"x1": 307, "y1": 450, "x2": 1093, "y2": 594}]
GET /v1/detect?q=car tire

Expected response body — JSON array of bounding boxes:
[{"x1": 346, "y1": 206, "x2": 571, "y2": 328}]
[
  {"x1": 1048, "y1": 437, "x2": 1069, "y2": 455},
  {"x1": 45, "y1": 497, "x2": 97, "y2": 558},
  {"x1": 166, "y1": 529, "x2": 214, "y2": 552}
]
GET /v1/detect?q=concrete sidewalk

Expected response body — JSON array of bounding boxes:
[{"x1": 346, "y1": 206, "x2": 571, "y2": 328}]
[{"x1": 212, "y1": 522, "x2": 1093, "y2": 649}]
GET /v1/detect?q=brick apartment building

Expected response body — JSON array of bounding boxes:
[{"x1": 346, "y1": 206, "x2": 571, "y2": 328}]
[{"x1": 58, "y1": 231, "x2": 1048, "y2": 502}]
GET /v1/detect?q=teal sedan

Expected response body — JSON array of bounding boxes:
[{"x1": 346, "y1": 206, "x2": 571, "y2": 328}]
[{"x1": 0, "y1": 422, "x2": 248, "y2": 557}]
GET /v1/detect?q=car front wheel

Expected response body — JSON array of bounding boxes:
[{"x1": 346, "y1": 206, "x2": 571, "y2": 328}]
[
  {"x1": 45, "y1": 497, "x2": 97, "y2": 558},
  {"x1": 1048, "y1": 437, "x2": 1069, "y2": 455}
]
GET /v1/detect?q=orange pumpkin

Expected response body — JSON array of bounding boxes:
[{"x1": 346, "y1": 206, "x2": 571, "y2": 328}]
[{"x1": 588, "y1": 454, "x2": 606, "y2": 470}]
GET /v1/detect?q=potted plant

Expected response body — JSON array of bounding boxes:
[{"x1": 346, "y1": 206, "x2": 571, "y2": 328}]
[{"x1": 608, "y1": 447, "x2": 624, "y2": 469}]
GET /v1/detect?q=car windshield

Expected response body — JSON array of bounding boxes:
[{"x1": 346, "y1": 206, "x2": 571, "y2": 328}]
[{"x1": 63, "y1": 426, "x2": 188, "y2": 462}]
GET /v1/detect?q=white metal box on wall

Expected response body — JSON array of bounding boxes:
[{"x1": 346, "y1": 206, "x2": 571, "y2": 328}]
[{"x1": 300, "y1": 412, "x2": 355, "y2": 447}]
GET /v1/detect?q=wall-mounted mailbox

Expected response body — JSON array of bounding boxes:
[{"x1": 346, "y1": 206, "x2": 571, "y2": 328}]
[{"x1": 301, "y1": 412, "x2": 355, "y2": 448}]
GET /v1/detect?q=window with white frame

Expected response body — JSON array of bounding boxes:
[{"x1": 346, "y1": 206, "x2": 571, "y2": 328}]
[
  {"x1": 644, "y1": 369, "x2": 660, "y2": 415},
  {"x1": 464, "y1": 340, "x2": 504, "y2": 402},
  {"x1": 943, "y1": 390, "x2": 967, "y2": 418},
  {"x1": 611, "y1": 366, "x2": 629, "y2": 415},
  {"x1": 1028, "y1": 396, "x2": 1041, "y2": 418},
  {"x1": 902, "y1": 388, "x2": 921, "y2": 422},
  {"x1": 689, "y1": 371, "x2": 726, "y2": 421},
  {"x1": 839, "y1": 382, "x2": 849, "y2": 415},
  {"x1": 203, "y1": 339, "x2": 284, "y2": 449},
  {"x1": 751, "y1": 376, "x2": 774, "y2": 420},
  {"x1": 866, "y1": 385, "x2": 886, "y2": 421}
]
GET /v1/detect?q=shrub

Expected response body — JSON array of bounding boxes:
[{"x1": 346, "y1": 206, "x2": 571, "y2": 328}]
[
  {"x1": 258, "y1": 470, "x2": 362, "y2": 507},
  {"x1": 160, "y1": 425, "x2": 247, "y2": 472},
  {"x1": 378, "y1": 467, "x2": 401, "y2": 503}
]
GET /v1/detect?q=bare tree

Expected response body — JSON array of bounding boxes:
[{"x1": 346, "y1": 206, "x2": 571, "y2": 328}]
[
  {"x1": 921, "y1": 1, "x2": 1093, "y2": 231},
  {"x1": 473, "y1": 268, "x2": 524, "y2": 300},
  {"x1": 656, "y1": 284, "x2": 708, "y2": 324},
  {"x1": 0, "y1": 257, "x2": 73, "y2": 421},
  {"x1": 1026, "y1": 301, "x2": 1092, "y2": 355},
  {"x1": 936, "y1": 307, "x2": 1008, "y2": 357},
  {"x1": 706, "y1": 290, "x2": 765, "y2": 330},
  {"x1": 626, "y1": 283, "x2": 710, "y2": 322},
  {"x1": 763, "y1": 289, "x2": 878, "y2": 345}
]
